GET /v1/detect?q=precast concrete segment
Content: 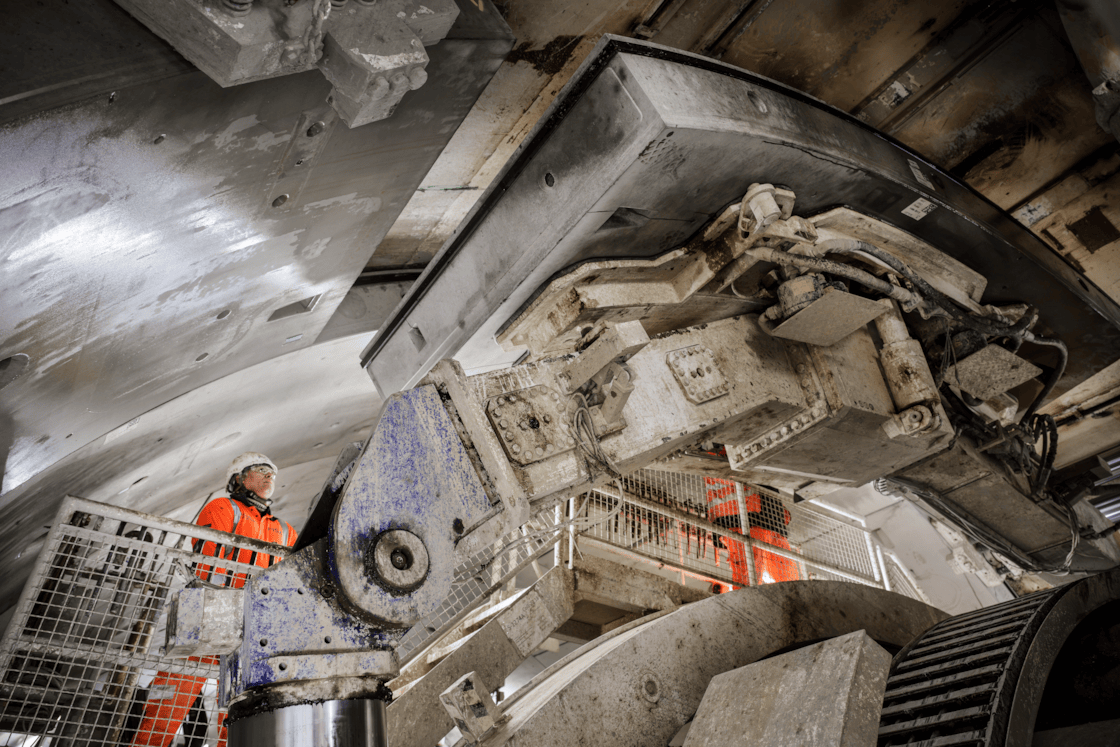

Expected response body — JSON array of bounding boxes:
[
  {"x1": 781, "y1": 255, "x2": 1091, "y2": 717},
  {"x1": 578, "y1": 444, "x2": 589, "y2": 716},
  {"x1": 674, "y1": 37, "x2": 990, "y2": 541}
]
[
  {"x1": 473, "y1": 580, "x2": 946, "y2": 747},
  {"x1": 388, "y1": 566, "x2": 574, "y2": 747},
  {"x1": 363, "y1": 35, "x2": 1120, "y2": 400},
  {"x1": 683, "y1": 631, "x2": 892, "y2": 747}
]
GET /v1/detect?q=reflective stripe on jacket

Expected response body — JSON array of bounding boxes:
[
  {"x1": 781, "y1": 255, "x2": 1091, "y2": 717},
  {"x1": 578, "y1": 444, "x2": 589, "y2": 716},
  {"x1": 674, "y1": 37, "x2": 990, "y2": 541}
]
[{"x1": 194, "y1": 496, "x2": 297, "y2": 578}]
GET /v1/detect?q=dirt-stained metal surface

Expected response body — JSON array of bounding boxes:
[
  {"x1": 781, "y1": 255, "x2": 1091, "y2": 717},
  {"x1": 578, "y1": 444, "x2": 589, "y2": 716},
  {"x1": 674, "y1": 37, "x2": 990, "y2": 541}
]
[
  {"x1": 1041, "y1": 358, "x2": 1120, "y2": 472},
  {"x1": 887, "y1": 8, "x2": 1113, "y2": 209},
  {"x1": 0, "y1": 0, "x2": 514, "y2": 633},
  {"x1": 383, "y1": 0, "x2": 1120, "y2": 325},
  {"x1": 717, "y1": 0, "x2": 973, "y2": 111},
  {"x1": 1013, "y1": 148, "x2": 1120, "y2": 305},
  {"x1": 5, "y1": 0, "x2": 1120, "y2": 658},
  {"x1": 330, "y1": 385, "x2": 493, "y2": 626},
  {"x1": 365, "y1": 37, "x2": 1120, "y2": 404}
]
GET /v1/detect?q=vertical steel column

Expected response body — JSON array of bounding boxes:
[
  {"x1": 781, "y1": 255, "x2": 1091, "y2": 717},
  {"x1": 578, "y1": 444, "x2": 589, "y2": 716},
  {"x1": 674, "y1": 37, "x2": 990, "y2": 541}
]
[
  {"x1": 884, "y1": 551, "x2": 931, "y2": 604},
  {"x1": 876, "y1": 545, "x2": 891, "y2": 592},
  {"x1": 734, "y1": 482, "x2": 756, "y2": 586},
  {"x1": 229, "y1": 698, "x2": 388, "y2": 747},
  {"x1": 567, "y1": 496, "x2": 576, "y2": 571},
  {"x1": 554, "y1": 504, "x2": 562, "y2": 569}
]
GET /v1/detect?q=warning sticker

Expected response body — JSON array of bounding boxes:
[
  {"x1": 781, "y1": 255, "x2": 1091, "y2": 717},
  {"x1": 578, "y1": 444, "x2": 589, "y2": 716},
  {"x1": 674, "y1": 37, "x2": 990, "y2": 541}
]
[
  {"x1": 908, "y1": 159, "x2": 935, "y2": 190},
  {"x1": 902, "y1": 197, "x2": 937, "y2": 220}
]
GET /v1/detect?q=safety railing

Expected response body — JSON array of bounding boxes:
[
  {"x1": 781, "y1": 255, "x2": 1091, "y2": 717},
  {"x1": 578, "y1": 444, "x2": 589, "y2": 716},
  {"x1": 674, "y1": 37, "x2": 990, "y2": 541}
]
[
  {"x1": 572, "y1": 469, "x2": 929, "y2": 601},
  {"x1": 0, "y1": 494, "x2": 565, "y2": 746},
  {"x1": 0, "y1": 477, "x2": 928, "y2": 746},
  {"x1": 0, "y1": 496, "x2": 286, "y2": 747},
  {"x1": 395, "y1": 507, "x2": 564, "y2": 665}
]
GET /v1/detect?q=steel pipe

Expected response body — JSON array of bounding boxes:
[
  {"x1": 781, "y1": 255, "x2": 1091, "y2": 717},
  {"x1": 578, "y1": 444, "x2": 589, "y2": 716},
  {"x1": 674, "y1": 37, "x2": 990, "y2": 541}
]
[{"x1": 229, "y1": 698, "x2": 388, "y2": 747}]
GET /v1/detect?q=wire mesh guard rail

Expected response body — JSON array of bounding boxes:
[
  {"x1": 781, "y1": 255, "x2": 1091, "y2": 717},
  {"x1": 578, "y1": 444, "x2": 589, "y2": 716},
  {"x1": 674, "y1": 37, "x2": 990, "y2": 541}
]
[
  {"x1": 395, "y1": 506, "x2": 564, "y2": 665},
  {"x1": 0, "y1": 478, "x2": 928, "y2": 746},
  {"x1": 574, "y1": 469, "x2": 929, "y2": 602},
  {"x1": 0, "y1": 496, "x2": 287, "y2": 747},
  {"x1": 0, "y1": 496, "x2": 564, "y2": 746}
]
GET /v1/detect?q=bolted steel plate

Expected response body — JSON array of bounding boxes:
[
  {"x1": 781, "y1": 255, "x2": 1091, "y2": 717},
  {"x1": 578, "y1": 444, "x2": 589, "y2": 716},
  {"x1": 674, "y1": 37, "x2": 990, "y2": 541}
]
[
  {"x1": 667, "y1": 346, "x2": 729, "y2": 404},
  {"x1": 485, "y1": 386, "x2": 576, "y2": 465}
]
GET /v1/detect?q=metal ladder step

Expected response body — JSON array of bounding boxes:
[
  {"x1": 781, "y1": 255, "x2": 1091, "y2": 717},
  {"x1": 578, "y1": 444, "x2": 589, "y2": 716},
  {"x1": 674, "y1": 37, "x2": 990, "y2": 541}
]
[
  {"x1": 878, "y1": 705, "x2": 989, "y2": 738},
  {"x1": 887, "y1": 646, "x2": 1013, "y2": 685}
]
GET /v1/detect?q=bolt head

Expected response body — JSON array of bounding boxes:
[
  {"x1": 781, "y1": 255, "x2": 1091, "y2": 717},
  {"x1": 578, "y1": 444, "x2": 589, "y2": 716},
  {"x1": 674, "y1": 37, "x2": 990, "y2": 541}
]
[{"x1": 369, "y1": 529, "x2": 429, "y2": 593}]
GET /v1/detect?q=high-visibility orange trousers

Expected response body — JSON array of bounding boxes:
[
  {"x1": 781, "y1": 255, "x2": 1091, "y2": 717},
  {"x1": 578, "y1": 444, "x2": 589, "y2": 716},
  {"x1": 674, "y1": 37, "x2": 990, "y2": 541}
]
[{"x1": 131, "y1": 658, "x2": 227, "y2": 747}]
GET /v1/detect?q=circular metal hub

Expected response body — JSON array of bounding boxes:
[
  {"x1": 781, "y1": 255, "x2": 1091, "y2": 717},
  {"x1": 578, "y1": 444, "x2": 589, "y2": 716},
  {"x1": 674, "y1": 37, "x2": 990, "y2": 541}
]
[{"x1": 368, "y1": 529, "x2": 429, "y2": 593}]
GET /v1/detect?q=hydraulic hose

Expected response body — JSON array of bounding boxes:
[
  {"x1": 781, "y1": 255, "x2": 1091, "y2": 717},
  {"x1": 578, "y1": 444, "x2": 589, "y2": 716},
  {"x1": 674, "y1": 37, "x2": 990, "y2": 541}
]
[
  {"x1": 745, "y1": 246, "x2": 920, "y2": 307},
  {"x1": 812, "y1": 238, "x2": 1026, "y2": 337},
  {"x1": 757, "y1": 238, "x2": 1066, "y2": 420},
  {"x1": 807, "y1": 238, "x2": 1064, "y2": 421},
  {"x1": 1019, "y1": 333, "x2": 1068, "y2": 422}
]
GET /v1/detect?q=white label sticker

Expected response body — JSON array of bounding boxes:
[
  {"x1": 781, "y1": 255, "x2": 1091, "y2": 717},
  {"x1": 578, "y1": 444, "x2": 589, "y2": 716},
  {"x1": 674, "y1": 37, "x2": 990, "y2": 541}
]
[
  {"x1": 498, "y1": 591, "x2": 558, "y2": 657},
  {"x1": 908, "y1": 159, "x2": 935, "y2": 190},
  {"x1": 878, "y1": 81, "x2": 911, "y2": 108},
  {"x1": 902, "y1": 197, "x2": 937, "y2": 220}
]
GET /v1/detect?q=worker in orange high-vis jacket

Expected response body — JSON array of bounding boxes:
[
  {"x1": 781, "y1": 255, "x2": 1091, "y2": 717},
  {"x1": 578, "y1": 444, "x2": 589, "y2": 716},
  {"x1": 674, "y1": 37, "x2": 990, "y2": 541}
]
[
  {"x1": 131, "y1": 453, "x2": 297, "y2": 747},
  {"x1": 704, "y1": 477, "x2": 799, "y2": 589}
]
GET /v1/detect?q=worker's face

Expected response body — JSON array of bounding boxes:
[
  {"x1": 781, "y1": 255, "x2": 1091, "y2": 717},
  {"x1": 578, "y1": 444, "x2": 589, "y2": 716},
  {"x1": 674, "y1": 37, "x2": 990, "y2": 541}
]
[{"x1": 241, "y1": 465, "x2": 276, "y2": 501}]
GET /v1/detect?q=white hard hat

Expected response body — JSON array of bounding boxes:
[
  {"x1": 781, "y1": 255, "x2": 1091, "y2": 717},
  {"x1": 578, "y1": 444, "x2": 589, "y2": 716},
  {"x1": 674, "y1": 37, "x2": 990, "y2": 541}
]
[{"x1": 227, "y1": 452, "x2": 277, "y2": 482}]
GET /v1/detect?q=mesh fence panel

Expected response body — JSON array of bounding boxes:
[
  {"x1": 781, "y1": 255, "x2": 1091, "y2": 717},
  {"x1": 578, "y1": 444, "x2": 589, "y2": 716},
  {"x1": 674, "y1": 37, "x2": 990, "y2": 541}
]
[
  {"x1": 396, "y1": 507, "x2": 562, "y2": 665},
  {"x1": 0, "y1": 497, "x2": 284, "y2": 747},
  {"x1": 1, "y1": 474, "x2": 928, "y2": 745},
  {"x1": 589, "y1": 468, "x2": 926, "y2": 599},
  {"x1": 882, "y1": 551, "x2": 929, "y2": 604},
  {"x1": 578, "y1": 491, "x2": 744, "y2": 586}
]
